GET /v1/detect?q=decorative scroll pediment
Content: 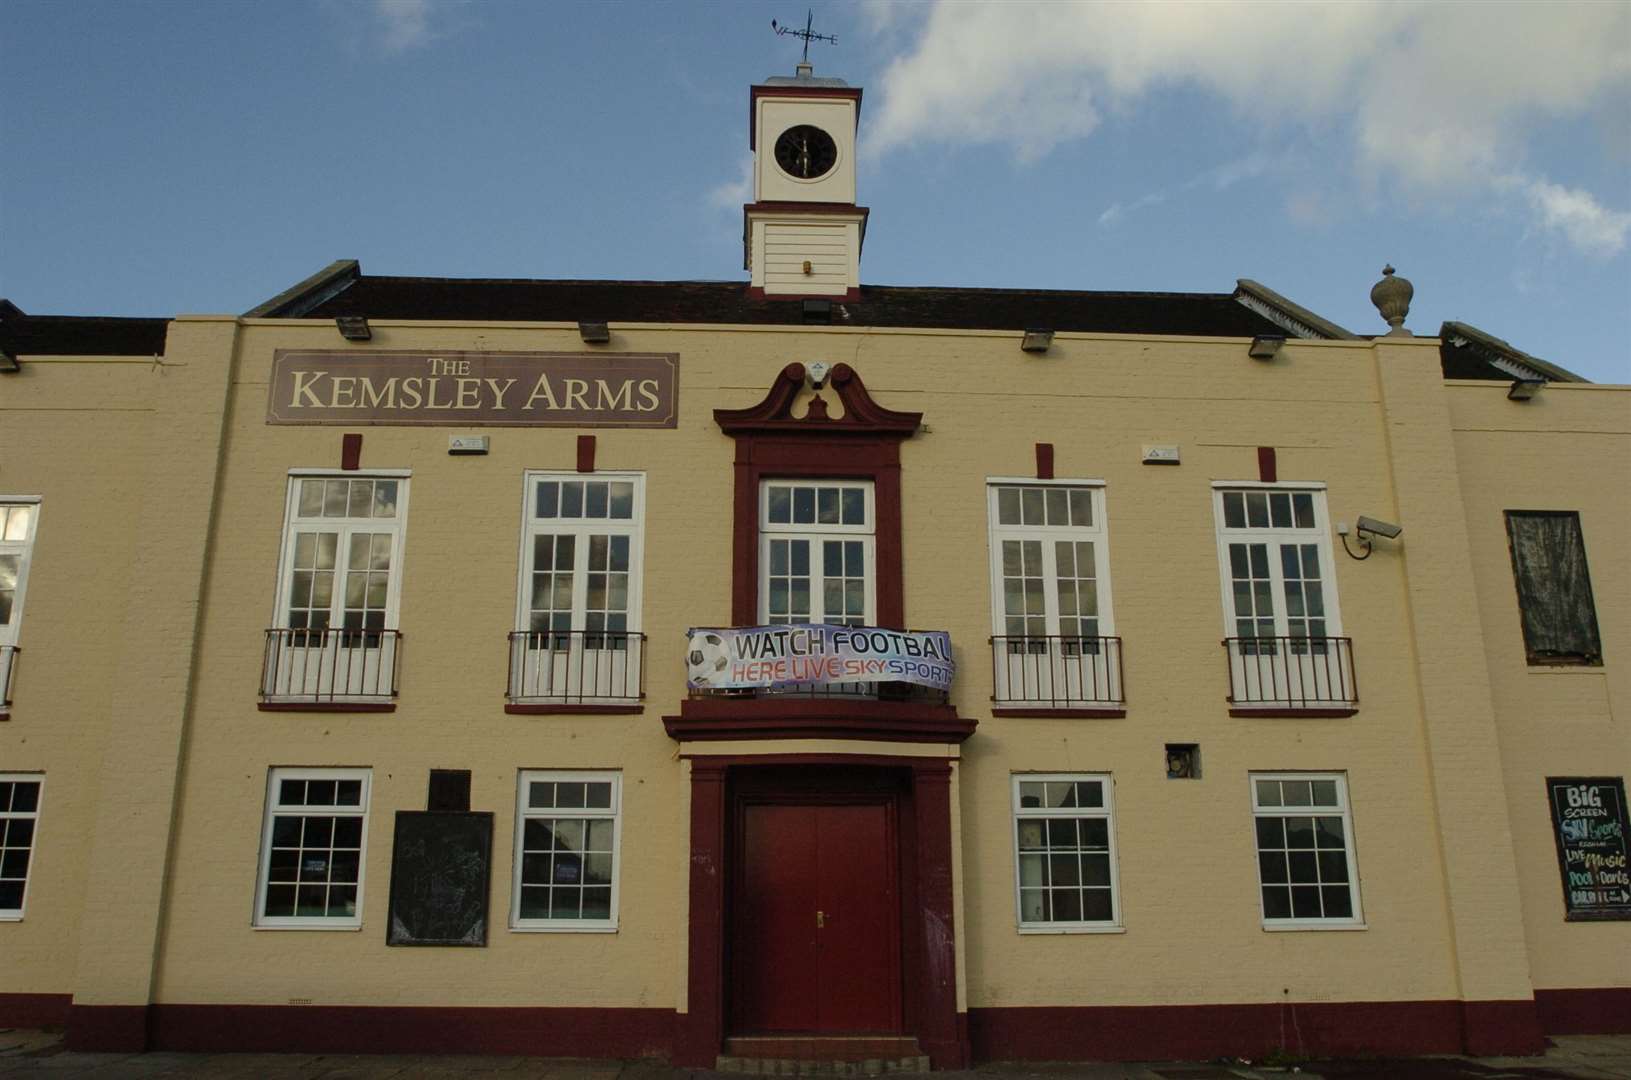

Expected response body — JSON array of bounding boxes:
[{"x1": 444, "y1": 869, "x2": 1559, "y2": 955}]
[{"x1": 714, "y1": 363, "x2": 921, "y2": 438}]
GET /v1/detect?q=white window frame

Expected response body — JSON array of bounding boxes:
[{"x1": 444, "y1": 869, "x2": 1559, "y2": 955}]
[
  {"x1": 511, "y1": 770, "x2": 622, "y2": 933},
  {"x1": 986, "y1": 479, "x2": 1118, "y2": 706},
  {"x1": 758, "y1": 479, "x2": 875, "y2": 626},
  {"x1": 510, "y1": 472, "x2": 645, "y2": 703},
  {"x1": 265, "y1": 473, "x2": 410, "y2": 703},
  {"x1": 1249, "y1": 771, "x2": 1365, "y2": 930},
  {"x1": 1211, "y1": 482, "x2": 1342, "y2": 641},
  {"x1": 253, "y1": 767, "x2": 372, "y2": 930},
  {"x1": 1011, "y1": 773, "x2": 1123, "y2": 934},
  {"x1": 0, "y1": 498, "x2": 41, "y2": 645},
  {"x1": 0, "y1": 773, "x2": 43, "y2": 921}
]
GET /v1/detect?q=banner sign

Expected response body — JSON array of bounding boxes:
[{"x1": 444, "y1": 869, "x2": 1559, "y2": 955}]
[
  {"x1": 1545, "y1": 776, "x2": 1630, "y2": 921},
  {"x1": 267, "y1": 350, "x2": 678, "y2": 428},
  {"x1": 686, "y1": 625, "x2": 954, "y2": 691}
]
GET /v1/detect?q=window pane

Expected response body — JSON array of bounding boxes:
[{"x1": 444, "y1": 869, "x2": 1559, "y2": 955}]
[
  {"x1": 841, "y1": 487, "x2": 864, "y2": 525},
  {"x1": 536, "y1": 482, "x2": 559, "y2": 518},
  {"x1": 1068, "y1": 488, "x2": 1092, "y2": 527},
  {"x1": 793, "y1": 487, "x2": 815, "y2": 523},
  {"x1": 1045, "y1": 488, "x2": 1068, "y2": 525},
  {"x1": 767, "y1": 486, "x2": 790, "y2": 523},
  {"x1": 997, "y1": 487, "x2": 1021, "y2": 525},
  {"x1": 818, "y1": 487, "x2": 839, "y2": 524},
  {"x1": 1017, "y1": 782, "x2": 1044, "y2": 809},
  {"x1": 1246, "y1": 492, "x2": 1269, "y2": 528},
  {"x1": 609, "y1": 482, "x2": 634, "y2": 519},
  {"x1": 348, "y1": 480, "x2": 372, "y2": 518},
  {"x1": 1223, "y1": 492, "x2": 1245, "y2": 529},
  {"x1": 1262, "y1": 886, "x2": 1292, "y2": 919},
  {"x1": 561, "y1": 482, "x2": 583, "y2": 518},
  {"x1": 1255, "y1": 779, "x2": 1281, "y2": 808},
  {"x1": 1293, "y1": 493, "x2": 1314, "y2": 528},
  {"x1": 1311, "y1": 780, "x2": 1338, "y2": 807},
  {"x1": 1021, "y1": 487, "x2": 1043, "y2": 525}
]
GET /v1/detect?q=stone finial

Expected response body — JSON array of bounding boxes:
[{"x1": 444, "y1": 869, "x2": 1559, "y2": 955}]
[{"x1": 1370, "y1": 264, "x2": 1414, "y2": 337}]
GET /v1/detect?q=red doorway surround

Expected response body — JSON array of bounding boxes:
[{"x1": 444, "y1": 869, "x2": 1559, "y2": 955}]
[{"x1": 676, "y1": 755, "x2": 966, "y2": 1069}]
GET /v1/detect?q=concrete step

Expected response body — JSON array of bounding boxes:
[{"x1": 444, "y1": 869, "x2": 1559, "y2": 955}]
[{"x1": 715, "y1": 1054, "x2": 931, "y2": 1076}]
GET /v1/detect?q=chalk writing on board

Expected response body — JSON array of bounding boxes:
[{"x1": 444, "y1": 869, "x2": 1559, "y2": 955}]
[
  {"x1": 387, "y1": 811, "x2": 493, "y2": 946},
  {"x1": 1546, "y1": 777, "x2": 1631, "y2": 922}
]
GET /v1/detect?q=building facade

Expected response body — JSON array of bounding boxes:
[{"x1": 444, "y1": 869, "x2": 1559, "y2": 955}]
[{"x1": 0, "y1": 68, "x2": 1626, "y2": 1070}]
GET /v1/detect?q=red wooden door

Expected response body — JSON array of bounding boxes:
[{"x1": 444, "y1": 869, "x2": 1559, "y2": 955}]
[{"x1": 734, "y1": 800, "x2": 900, "y2": 1034}]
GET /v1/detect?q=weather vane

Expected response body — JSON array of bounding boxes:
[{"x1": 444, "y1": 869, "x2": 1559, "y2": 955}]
[{"x1": 772, "y1": 10, "x2": 837, "y2": 64}]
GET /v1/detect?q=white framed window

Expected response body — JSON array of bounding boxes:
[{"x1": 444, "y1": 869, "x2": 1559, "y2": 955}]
[
  {"x1": 0, "y1": 774, "x2": 43, "y2": 919},
  {"x1": 510, "y1": 474, "x2": 644, "y2": 703},
  {"x1": 0, "y1": 501, "x2": 40, "y2": 709},
  {"x1": 759, "y1": 480, "x2": 874, "y2": 625},
  {"x1": 1251, "y1": 772, "x2": 1363, "y2": 928},
  {"x1": 1213, "y1": 485, "x2": 1340, "y2": 645},
  {"x1": 254, "y1": 767, "x2": 371, "y2": 929},
  {"x1": 1213, "y1": 484, "x2": 1354, "y2": 709},
  {"x1": 511, "y1": 771, "x2": 621, "y2": 932},
  {"x1": 264, "y1": 474, "x2": 408, "y2": 701},
  {"x1": 1012, "y1": 774, "x2": 1120, "y2": 932},
  {"x1": 987, "y1": 481, "x2": 1119, "y2": 706}
]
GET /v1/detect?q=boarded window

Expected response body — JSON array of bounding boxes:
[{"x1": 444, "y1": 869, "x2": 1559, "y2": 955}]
[{"x1": 1505, "y1": 511, "x2": 1602, "y2": 665}]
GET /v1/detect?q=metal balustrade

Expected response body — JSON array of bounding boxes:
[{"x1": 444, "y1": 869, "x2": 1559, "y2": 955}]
[
  {"x1": 1222, "y1": 635, "x2": 1357, "y2": 711},
  {"x1": 989, "y1": 635, "x2": 1124, "y2": 709},
  {"x1": 687, "y1": 680, "x2": 949, "y2": 704},
  {"x1": 0, "y1": 645, "x2": 18, "y2": 711},
  {"x1": 261, "y1": 628, "x2": 401, "y2": 703},
  {"x1": 507, "y1": 630, "x2": 646, "y2": 705}
]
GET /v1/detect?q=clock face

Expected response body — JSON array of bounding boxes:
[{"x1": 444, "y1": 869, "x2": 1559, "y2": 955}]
[{"x1": 773, "y1": 125, "x2": 838, "y2": 181}]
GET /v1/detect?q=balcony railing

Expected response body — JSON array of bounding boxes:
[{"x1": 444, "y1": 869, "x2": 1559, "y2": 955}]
[
  {"x1": 0, "y1": 644, "x2": 18, "y2": 712},
  {"x1": 261, "y1": 628, "x2": 401, "y2": 704},
  {"x1": 1223, "y1": 635, "x2": 1356, "y2": 712},
  {"x1": 990, "y1": 635, "x2": 1124, "y2": 710},
  {"x1": 507, "y1": 630, "x2": 646, "y2": 706}
]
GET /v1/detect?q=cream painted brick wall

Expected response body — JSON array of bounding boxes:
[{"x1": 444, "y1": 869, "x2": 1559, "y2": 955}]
[{"x1": 1448, "y1": 381, "x2": 1630, "y2": 992}]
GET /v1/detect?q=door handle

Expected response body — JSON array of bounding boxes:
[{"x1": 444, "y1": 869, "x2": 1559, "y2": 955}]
[{"x1": 816, "y1": 910, "x2": 825, "y2": 929}]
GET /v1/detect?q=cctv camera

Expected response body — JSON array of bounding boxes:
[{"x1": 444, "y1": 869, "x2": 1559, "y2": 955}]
[{"x1": 1355, "y1": 515, "x2": 1402, "y2": 540}]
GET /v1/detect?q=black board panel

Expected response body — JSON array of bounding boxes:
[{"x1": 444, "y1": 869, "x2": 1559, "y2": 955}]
[{"x1": 387, "y1": 811, "x2": 493, "y2": 946}]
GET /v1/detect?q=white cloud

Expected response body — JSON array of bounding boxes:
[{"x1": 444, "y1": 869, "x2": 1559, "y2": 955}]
[
  {"x1": 374, "y1": 0, "x2": 437, "y2": 54},
  {"x1": 709, "y1": 150, "x2": 754, "y2": 212},
  {"x1": 867, "y1": 1, "x2": 1631, "y2": 254},
  {"x1": 1096, "y1": 150, "x2": 1285, "y2": 227},
  {"x1": 1522, "y1": 178, "x2": 1631, "y2": 257}
]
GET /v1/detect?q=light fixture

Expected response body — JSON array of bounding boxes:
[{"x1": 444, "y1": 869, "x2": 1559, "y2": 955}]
[
  {"x1": 1338, "y1": 515, "x2": 1403, "y2": 560},
  {"x1": 1020, "y1": 328, "x2": 1054, "y2": 353},
  {"x1": 0, "y1": 347, "x2": 18, "y2": 374},
  {"x1": 335, "y1": 316, "x2": 371, "y2": 341},
  {"x1": 1248, "y1": 334, "x2": 1285, "y2": 360},
  {"x1": 1507, "y1": 378, "x2": 1545, "y2": 401},
  {"x1": 578, "y1": 321, "x2": 611, "y2": 344}
]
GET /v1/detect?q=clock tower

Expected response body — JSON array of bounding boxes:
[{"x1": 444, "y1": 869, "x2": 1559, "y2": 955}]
[{"x1": 745, "y1": 62, "x2": 867, "y2": 299}]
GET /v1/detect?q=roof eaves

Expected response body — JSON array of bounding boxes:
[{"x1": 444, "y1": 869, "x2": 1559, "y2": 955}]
[
  {"x1": 1440, "y1": 320, "x2": 1587, "y2": 383},
  {"x1": 1234, "y1": 279, "x2": 1357, "y2": 340},
  {"x1": 244, "y1": 259, "x2": 361, "y2": 318}
]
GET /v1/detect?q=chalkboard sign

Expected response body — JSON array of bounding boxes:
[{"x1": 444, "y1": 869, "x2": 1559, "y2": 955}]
[
  {"x1": 1546, "y1": 777, "x2": 1630, "y2": 922},
  {"x1": 387, "y1": 811, "x2": 493, "y2": 945}
]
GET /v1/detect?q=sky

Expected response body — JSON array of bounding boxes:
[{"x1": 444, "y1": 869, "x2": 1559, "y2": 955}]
[{"x1": 4, "y1": 0, "x2": 1629, "y2": 383}]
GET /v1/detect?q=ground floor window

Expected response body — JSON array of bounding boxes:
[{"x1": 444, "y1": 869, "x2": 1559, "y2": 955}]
[
  {"x1": 1251, "y1": 772, "x2": 1362, "y2": 926},
  {"x1": 0, "y1": 775, "x2": 41, "y2": 918},
  {"x1": 512, "y1": 771, "x2": 621, "y2": 931},
  {"x1": 254, "y1": 767, "x2": 371, "y2": 928},
  {"x1": 1013, "y1": 773, "x2": 1119, "y2": 930}
]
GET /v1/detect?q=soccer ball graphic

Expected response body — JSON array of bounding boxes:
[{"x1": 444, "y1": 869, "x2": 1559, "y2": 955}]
[{"x1": 687, "y1": 632, "x2": 731, "y2": 687}]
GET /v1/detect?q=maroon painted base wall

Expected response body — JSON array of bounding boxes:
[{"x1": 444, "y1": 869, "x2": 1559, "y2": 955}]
[
  {"x1": 0, "y1": 993, "x2": 71, "y2": 1029},
  {"x1": 967, "y1": 999, "x2": 1547, "y2": 1062},
  {"x1": 41, "y1": 990, "x2": 1626, "y2": 1062},
  {"x1": 63, "y1": 1004, "x2": 674, "y2": 1056},
  {"x1": 1535, "y1": 988, "x2": 1631, "y2": 1034}
]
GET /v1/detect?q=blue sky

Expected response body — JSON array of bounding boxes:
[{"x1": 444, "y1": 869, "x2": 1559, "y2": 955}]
[{"x1": 4, "y1": 0, "x2": 1628, "y2": 383}]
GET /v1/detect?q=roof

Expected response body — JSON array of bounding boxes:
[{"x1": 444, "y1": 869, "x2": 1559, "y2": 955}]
[
  {"x1": 1438, "y1": 320, "x2": 1586, "y2": 383},
  {"x1": 0, "y1": 300, "x2": 169, "y2": 358},
  {"x1": 251, "y1": 265, "x2": 1288, "y2": 338}
]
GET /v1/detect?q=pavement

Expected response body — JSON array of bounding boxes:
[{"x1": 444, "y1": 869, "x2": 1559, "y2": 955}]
[{"x1": 2, "y1": 1031, "x2": 1629, "y2": 1080}]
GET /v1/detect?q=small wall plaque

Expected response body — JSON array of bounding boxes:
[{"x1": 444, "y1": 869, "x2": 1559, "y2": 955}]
[
  {"x1": 1142, "y1": 444, "x2": 1180, "y2": 465},
  {"x1": 449, "y1": 436, "x2": 489, "y2": 455}
]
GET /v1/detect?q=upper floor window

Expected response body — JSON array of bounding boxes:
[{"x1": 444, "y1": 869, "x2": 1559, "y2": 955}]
[
  {"x1": 1214, "y1": 485, "x2": 1354, "y2": 711},
  {"x1": 0, "y1": 501, "x2": 38, "y2": 711},
  {"x1": 760, "y1": 480, "x2": 873, "y2": 626},
  {"x1": 987, "y1": 482, "x2": 1120, "y2": 708},
  {"x1": 0, "y1": 775, "x2": 42, "y2": 919},
  {"x1": 509, "y1": 475, "x2": 645, "y2": 705},
  {"x1": 263, "y1": 474, "x2": 407, "y2": 703},
  {"x1": 1504, "y1": 511, "x2": 1602, "y2": 666}
]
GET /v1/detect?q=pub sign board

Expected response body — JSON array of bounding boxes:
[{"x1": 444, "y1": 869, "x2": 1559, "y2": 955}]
[
  {"x1": 387, "y1": 811, "x2": 494, "y2": 946},
  {"x1": 1545, "y1": 776, "x2": 1631, "y2": 921},
  {"x1": 268, "y1": 350, "x2": 678, "y2": 428}
]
